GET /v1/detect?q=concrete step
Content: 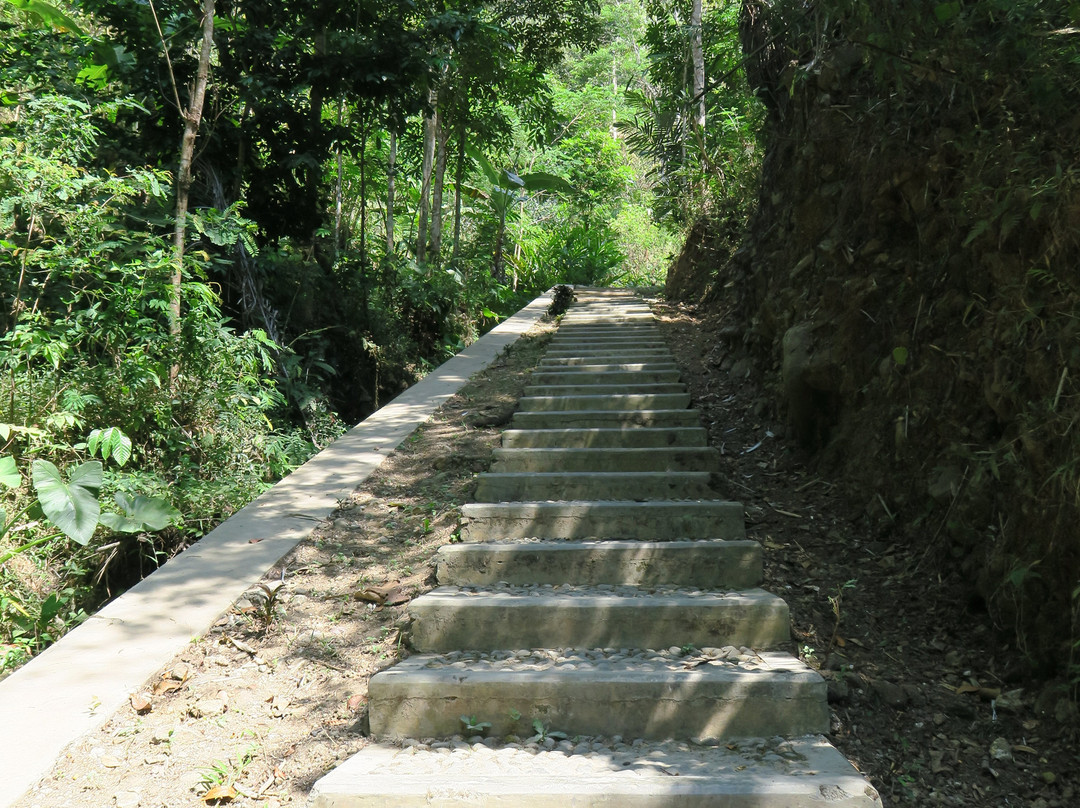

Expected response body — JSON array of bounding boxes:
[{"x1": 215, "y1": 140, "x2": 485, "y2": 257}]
[
  {"x1": 435, "y1": 539, "x2": 761, "y2": 588},
  {"x1": 518, "y1": 393, "x2": 691, "y2": 412},
  {"x1": 539, "y1": 357, "x2": 676, "y2": 368},
  {"x1": 501, "y1": 427, "x2": 708, "y2": 449},
  {"x1": 532, "y1": 362, "x2": 679, "y2": 373},
  {"x1": 528, "y1": 370, "x2": 682, "y2": 385},
  {"x1": 560, "y1": 317, "x2": 657, "y2": 325},
  {"x1": 523, "y1": 383, "x2": 686, "y2": 396},
  {"x1": 367, "y1": 650, "x2": 823, "y2": 740},
  {"x1": 543, "y1": 347, "x2": 672, "y2": 358},
  {"x1": 548, "y1": 337, "x2": 667, "y2": 346},
  {"x1": 406, "y1": 586, "x2": 789, "y2": 653},
  {"x1": 552, "y1": 327, "x2": 662, "y2": 337},
  {"x1": 310, "y1": 736, "x2": 882, "y2": 808},
  {"x1": 490, "y1": 447, "x2": 719, "y2": 473},
  {"x1": 460, "y1": 500, "x2": 745, "y2": 541},
  {"x1": 511, "y1": 409, "x2": 700, "y2": 429},
  {"x1": 474, "y1": 471, "x2": 717, "y2": 502}
]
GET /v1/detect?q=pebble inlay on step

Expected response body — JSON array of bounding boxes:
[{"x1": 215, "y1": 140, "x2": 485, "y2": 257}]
[{"x1": 310, "y1": 287, "x2": 881, "y2": 807}]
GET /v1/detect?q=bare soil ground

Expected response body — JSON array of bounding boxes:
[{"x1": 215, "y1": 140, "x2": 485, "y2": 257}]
[{"x1": 19, "y1": 294, "x2": 1079, "y2": 808}]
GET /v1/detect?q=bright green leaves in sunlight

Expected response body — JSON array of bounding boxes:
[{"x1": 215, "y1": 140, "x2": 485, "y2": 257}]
[
  {"x1": 30, "y1": 460, "x2": 102, "y2": 546},
  {"x1": 86, "y1": 427, "x2": 133, "y2": 467},
  {"x1": 0, "y1": 456, "x2": 19, "y2": 489},
  {"x1": 99, "y1": 493, "x2": 180, "y2": 534},
  {"x1": 2, "y1": 0, "x2": 85, "y2": 35}
]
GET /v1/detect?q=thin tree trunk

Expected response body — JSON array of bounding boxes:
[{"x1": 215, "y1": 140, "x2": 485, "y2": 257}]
[
  {"x1": 333, "y1": 98, "x2": 345, "y2": 259},
  {"x1": 358, "y1": 105, "x2": 370, "y2": 275},
  {"x1": 386, "y1": 129, "x2": 397, "y2": 254},
  {"x1": 611, "y1": 53, "x2": 618, "y2": 140},
  {"x1": 428, "y1": 106, "x2": 450, "y2": 265},
  {"x1": 451, "y1": 124, "x2": 465, "y2": 265},
  {"x1": 170, "y1": 0, "x2": 215, "y2": 339},
  {"x1": 416, "y1": 88, "x2": 437, "y2": 262},
  {"x1": 691, "y1": 0, "x2": 706, "y2": 135}
]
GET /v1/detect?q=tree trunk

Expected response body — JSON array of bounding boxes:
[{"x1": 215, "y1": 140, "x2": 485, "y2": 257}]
[
  {"x1": 333, "y1": 98, "x2": 345, "y2": 259},
  {"x1": 691, "y1": 0, "x2": 706, "y2": 134},
  {"x1": 416, "y1": 88, "x2": 437, "y2": 262},
  {"x1": 451, "y1": 124, "x2": 465, "y2": 265},
  {"x1": 170, "y1": 0, "x2": 215, "y2": 339},
  {"x1": 428, "y1": 106, "x2": 450, "y2": 265},
  {"x1": 386, "y1": 129, "x2": 397, "y2": 254}
]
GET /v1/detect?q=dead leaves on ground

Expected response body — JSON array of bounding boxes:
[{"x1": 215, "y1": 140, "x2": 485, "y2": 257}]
[{"x1": 353, "y1": 581, "x2": 410, "y2": 607}]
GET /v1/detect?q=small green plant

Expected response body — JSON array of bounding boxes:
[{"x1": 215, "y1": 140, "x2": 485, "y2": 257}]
[
  {"x1": 825, "y1": 579, "x2": 858, "y2": 665},
  {"x1": 249, "y1": 581, "x2": 285, "y2": 626},
  {"x1": 460, "y1": 714, "x2": 492, "y2": 735},
  {"x1": 528, "y1": 719, "x2": 568, "y2": 744},
  {"x1": 800, "y1": 645, "x2": 817, "y2": 662}
]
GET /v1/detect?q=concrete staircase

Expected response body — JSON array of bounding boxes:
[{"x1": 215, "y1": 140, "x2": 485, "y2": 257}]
[{"x1": 310, "y1": 289, "x2": 882, "y2": 807}]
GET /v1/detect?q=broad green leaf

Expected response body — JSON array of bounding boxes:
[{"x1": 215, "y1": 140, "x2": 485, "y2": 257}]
[
  {"x1": 519, "y1": 171, "x2": 574, "y2": 195},
  {"x1": 87, "y1": 427, "x2": 133, "y2": 466},
  {"x1": 99, "y1": 493, "x2": 179, "y2": 533},
  {"x1": 0, "y1": 456, "x2": 19, "y2": 488},
  {"x1": 3, "y1": 0, "x2": 86, "y2": 34},
  {"x1": 31, "y1": 460, "x2": 102, "y2": 545},
  {"x1": 892, "y1": 347, "x2": 909, "y2": 367}
]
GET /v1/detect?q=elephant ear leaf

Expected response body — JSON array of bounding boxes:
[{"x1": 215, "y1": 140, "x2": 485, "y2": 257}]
[
  {"x1": 0, "y1": 455, "x2": 20, "y2": 489},
  {"x1": 31, "y1": 460, "x2": 102, "y2": 545},
  {"x1": 99, "y1": 493, "x2": 179, "y2": 533}
]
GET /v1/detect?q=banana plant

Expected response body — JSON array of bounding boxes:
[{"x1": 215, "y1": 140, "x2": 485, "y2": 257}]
[{"x1": 463, "y1": 145, "x2": 573, "y2": 282}]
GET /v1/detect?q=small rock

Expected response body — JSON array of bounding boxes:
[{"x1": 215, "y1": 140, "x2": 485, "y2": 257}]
[
  {"x1": 995, "y1": 688, "x2": 1024, "y2": 712},
  {"x1": 114, "y1": 791, "x2": 141, "y2": 808},
  {"x1": 870, "y1": 678, "x2": 908, "y2": 708},
  {"x1": 989, "y1": 737, "x2": 1013, "y2": 763},
  {"x1": 1041, "y1": 772, "x2": 1056, "y2": 785},
  {"x1": 826, "y1": 677, "x2": 850, "y2": 704},
  {"x1": 100, "y1": 755, "x2": 122, "y2": 768}
]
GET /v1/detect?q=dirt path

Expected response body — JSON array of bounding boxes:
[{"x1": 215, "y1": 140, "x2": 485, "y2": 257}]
[{"x1": 19, "y1": 295, "x2": 1078, "y2": 808}]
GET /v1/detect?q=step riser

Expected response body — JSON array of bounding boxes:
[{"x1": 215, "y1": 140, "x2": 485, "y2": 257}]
[
  {"x1": 518, "y1": 394, "x2": 691, "y2": 412},
  {"x1": 548, "y1": 338, "x2": 667, "y2": 347},
  {"x1": 490, "y1": 448, "x2": 719, "y2": 473},
  {"x1": 435, "y1": 541, "x2": 762, "y2": 588},
  {"x1": 533, "y1": 364, "x2": 679, "y2": 373},
  {"x1": 501, "y1": 428, "x2": 708, "y2": 449},
  {"x1": 511, "y1": 410, "x2": 700, "y2": 429},
  {"x1": 407, "y1": 592, "x2": 789, "y2": 653},
  {"x1": 474, "y1": 472, "x2": 717, "y2": 502},
  {"x1": 543, "y1": 348, "x2": 671, "y2": 358},
  {"x1": 460, "y1": 501, "x2": 746, "y2": 541},
  {"x1": 528, "y1": 371, "x2": 682, "y2": 385},
  {"x1": 539, "y1": 357, "x2": 674, "y2": 367},
  {"x1": 523, "y1": 384, "x2": 686, "y2": 396},
  {"x1": 368, "y1": 669, "x2": 825, "y2": 741}
]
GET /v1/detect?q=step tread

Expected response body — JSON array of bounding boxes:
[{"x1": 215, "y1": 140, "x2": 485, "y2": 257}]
[
  {"x1": 311, "y1": 736, "x2": 881, "y2": 808},
  {"x1": 416, "y1": 583, "x2": 780, "y2": 603},
  {"x1": 380, "y1": 648, "x2": 813, "y2": 678}
]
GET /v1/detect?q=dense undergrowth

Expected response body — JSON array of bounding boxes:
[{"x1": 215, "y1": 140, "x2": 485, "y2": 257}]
[
  {"x1": 670, "y1": 0, "x2": 1080, "y2": 683},
  {"x1": 0, "y1": 0, "x2": 690, "y2": 676}
]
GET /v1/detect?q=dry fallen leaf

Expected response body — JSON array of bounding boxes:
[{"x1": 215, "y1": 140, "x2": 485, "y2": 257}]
[
  {"x1": 347, "y1": 694, "x2": 365, "y2": 712},
  {"x1": 202, "y1": 784, "x2": 237, "y2": 803},
  {"x1": 130, "y1": 692, "x2": 153, "y2": 714},
  {"x1": 354, "y1": 582, "x2": 409, "y2": 606}
]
